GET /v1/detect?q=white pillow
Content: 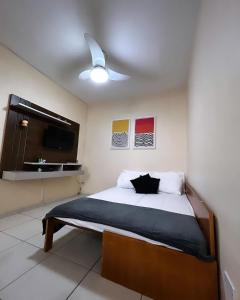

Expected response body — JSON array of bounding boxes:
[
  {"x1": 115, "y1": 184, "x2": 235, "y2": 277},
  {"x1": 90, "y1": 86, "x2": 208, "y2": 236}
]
[
  {"x1": 117, "y1": 170, "x2": 148, "y2": 189},
  {"x1": 150, "y1": 171, "x2": 185, "y2": 195}
]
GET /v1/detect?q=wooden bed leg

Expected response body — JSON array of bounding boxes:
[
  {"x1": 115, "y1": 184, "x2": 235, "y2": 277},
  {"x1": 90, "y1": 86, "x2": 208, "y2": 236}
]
[{"x1": 44, "y1": 219, "x2": 55, "y2": 252}]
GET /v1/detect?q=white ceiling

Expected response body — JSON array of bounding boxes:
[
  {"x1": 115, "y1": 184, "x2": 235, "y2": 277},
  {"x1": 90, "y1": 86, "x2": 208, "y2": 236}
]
[{"x1": 0, "y1": 0, "x2": 200, "y2": 103}]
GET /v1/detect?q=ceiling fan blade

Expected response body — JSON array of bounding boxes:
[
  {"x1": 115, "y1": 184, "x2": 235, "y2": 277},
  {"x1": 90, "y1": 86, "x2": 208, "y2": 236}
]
[
  {"x1": 79, "y1": 69, "x2": 91, "y2": 80},
  {"x1": 108, "y1": 68, "x2": 130, "y2": 81},
  {"x1": 84, "y1": 33, "x2": 105, "y2": 67}
]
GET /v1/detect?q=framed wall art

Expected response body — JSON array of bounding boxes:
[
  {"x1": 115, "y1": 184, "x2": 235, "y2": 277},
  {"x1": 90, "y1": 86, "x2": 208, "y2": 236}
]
[
  {"x1": 133, "y1": 116, "x2": 156, "y2": 149},
  {"x1": 111, "y1": 119, "x2": 130, "y2": 149}
]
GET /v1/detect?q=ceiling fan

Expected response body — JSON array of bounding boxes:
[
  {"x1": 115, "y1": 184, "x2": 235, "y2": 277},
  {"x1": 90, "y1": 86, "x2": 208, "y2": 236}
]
[{"x1": 79, "y1": 33, "x2": 130, "y2": 84}]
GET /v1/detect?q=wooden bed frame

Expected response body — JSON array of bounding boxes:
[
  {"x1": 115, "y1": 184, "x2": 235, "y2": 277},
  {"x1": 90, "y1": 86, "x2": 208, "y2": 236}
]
[{"x1": 44, "y1": 184, "x2": 219, "y2": 300}]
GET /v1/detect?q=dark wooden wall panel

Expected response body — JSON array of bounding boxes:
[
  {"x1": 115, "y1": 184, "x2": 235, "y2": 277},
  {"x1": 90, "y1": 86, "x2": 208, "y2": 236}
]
[{"x1": 0, "y1": 94, "x2": 80, "y2": 176}]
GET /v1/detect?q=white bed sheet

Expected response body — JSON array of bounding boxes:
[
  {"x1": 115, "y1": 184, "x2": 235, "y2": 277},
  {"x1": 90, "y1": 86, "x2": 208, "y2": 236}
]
[{"x1": 57, "y1": 187, "x2": 194, "y2": 251}]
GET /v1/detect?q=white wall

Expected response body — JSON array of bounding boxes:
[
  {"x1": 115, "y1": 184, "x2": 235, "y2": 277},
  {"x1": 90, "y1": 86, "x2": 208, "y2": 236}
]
[
  {"x1": 0, "y1": 45, "x2": 87, "y2": 215},
  {"x1": 83, "y1": 89, "x2": 188, "y2": 194},
  {"x1": 188, "y1": 0, "x2": 240, "y2": 298}
]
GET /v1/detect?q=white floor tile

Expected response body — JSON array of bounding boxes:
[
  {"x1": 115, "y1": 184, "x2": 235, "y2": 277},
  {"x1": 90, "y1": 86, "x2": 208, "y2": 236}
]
[
  {"x1": 4, "y1": 219, "x2": 42, "y2": 240},
  {"x1": 0, "y1": 214, "x2": 34, "y2": 231},
  {"x1": 0, "y1": 232, "x2": 20, "y2": 252},
  {"x1": 27, "y1": 226, "x2": 80, "y2": 250},
  {"x1": 21, "y1": 198, "x2": 80, "y2": 220},
  {"x1": 20, "y1": 195, "x2": 83, "y2": 220},
  {"x1": 92, "y1": 258, "x2": 102, "y2": 274},
  {"x1": 42, "y1": 198, "x2": 75, "y2": 210},
  {"x1": 54, "y1": 231, "x2": 102, "y2": 268},
  {"x1": 68, "y1": 271, "x2": 141, "y2": 300},
  {"x1": 51, "y1": 195, "x2": 81, "y2": 206},
  {"x1": 0, "y1": 255, "x2": 88, "y2": 300},
  {"x1": 0, "y1": 242, "x2": 48, "y2": 289},
  {"x1": 21, "y1": 205, "x2": 52, "y2": 220},
  {"x1": 0, "y1": 201, "x2": 144, "y2": 299}
]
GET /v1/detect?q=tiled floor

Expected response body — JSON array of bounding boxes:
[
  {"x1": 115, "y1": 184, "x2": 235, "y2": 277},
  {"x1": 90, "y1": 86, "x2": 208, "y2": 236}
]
[{"x1": 0, "y1": 199, "x2": 152, "y2": 300}]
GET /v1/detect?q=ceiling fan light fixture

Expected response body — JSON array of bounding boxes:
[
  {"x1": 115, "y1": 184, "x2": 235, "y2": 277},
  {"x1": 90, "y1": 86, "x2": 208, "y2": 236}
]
[
  {"x1": 79, "y1": 34, "x2": 129, "y2": 82},
  {"x1": 90, "y1": 66, "x2": 109, "y2": 83}
]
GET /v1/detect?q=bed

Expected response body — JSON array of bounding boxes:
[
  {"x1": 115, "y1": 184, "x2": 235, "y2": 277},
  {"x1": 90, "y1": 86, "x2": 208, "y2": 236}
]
[
  {"x1": 43, "y1": 172, "x2": 219, "y2": 300},
  {"x1": 57, "y1": 187, "x2": 195, "y2": 251}
]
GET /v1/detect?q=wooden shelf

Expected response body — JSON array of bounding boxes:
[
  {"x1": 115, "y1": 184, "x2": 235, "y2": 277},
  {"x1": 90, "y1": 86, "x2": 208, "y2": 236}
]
[{"x1": 2, "y1": 169, "x2": 83, "y2": 181}]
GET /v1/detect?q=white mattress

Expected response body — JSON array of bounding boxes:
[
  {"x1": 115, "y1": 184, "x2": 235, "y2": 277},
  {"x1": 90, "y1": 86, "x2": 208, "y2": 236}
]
[{"x1": 58, "y1": 187, "x2": 194, "y2": 251}]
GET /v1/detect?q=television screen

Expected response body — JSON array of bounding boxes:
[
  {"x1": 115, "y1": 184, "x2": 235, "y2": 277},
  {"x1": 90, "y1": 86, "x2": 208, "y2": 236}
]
[{"x1": 43, "y1": 126, "x2": 75, "y2": 151}]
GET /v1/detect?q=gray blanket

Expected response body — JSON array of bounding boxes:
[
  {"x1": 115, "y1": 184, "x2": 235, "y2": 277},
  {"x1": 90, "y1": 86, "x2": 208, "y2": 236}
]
[{"x1": 42, "y1": 197, "x2": 213, "y2": 261}]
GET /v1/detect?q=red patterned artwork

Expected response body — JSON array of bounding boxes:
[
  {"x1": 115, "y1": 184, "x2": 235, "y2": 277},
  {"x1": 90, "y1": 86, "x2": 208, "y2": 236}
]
[
  {"x1": 135, "y1": 117, "x2": 154, "y2": 133},
  {"x1": 134, "y1": 117, "x2": 155, "y2": 149}
]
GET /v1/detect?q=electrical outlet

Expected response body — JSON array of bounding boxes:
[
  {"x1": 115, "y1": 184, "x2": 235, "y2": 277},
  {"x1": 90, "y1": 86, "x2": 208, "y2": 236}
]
[{"x1": 223, "y1": 271, "x2": 237, "y2": 300}]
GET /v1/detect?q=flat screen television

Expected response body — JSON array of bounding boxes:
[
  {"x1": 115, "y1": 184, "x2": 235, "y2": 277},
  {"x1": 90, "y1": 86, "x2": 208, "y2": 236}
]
[{"x1": 43, "y1": 126, "x2": 75, "y2": 151}]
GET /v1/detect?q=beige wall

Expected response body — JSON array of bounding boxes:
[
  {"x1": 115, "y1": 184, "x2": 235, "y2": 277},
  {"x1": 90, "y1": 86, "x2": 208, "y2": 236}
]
[
  {"x1": 188, "y1": 0, "x2": 240, "y2": 298},
  {"x1": 0, "y1": 44, "x2": 188, "y2": 214},
  {"x1": 0, "y1": 45, "x2": 87, "y2": 215},
  {"x1": 82, "y1": 89, "x2": 188, "y2": 194}
]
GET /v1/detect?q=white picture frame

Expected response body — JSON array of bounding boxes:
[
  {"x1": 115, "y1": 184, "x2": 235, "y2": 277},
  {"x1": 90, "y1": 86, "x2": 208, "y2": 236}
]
[
  {"x1": 111, "y1": 118, "x2": 131, "y2": 150},
  {"x1": 132, "y1": 116, "x2": 156, "y2": 149}
]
